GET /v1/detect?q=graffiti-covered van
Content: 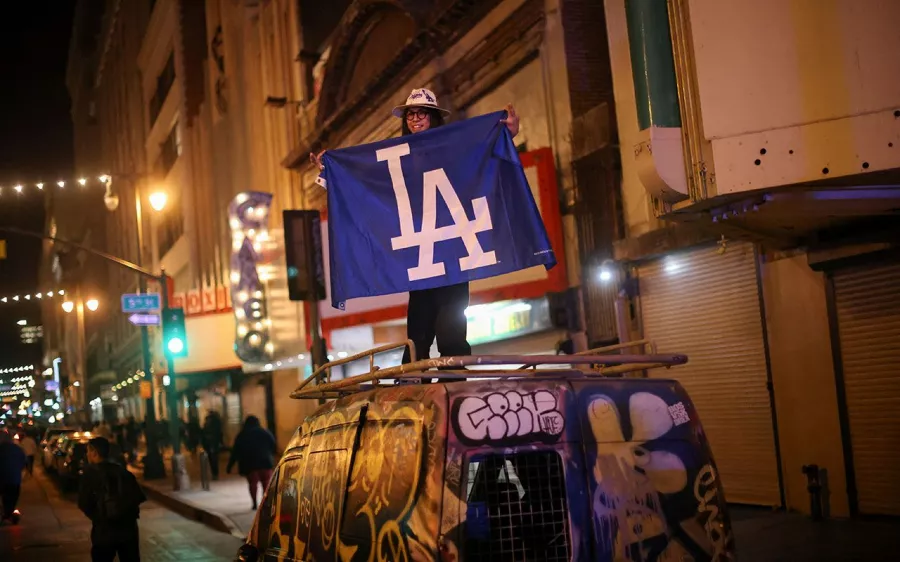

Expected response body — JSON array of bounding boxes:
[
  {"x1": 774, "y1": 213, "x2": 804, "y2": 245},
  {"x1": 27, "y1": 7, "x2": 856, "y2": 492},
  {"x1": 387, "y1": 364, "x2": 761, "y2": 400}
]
[{"x1": 235, "y1": 345, "x2": 736, "y2": 562}]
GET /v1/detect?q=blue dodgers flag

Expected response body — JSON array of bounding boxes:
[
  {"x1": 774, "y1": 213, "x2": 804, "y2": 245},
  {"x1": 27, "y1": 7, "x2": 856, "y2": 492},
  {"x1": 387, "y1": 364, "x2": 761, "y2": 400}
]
[{"x1": 322, "y1": 111, "x2": 557, "y2": 309}]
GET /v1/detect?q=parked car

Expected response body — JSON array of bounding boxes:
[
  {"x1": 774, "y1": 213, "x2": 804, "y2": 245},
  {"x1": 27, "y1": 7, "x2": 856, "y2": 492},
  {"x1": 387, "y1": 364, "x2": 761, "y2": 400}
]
[
  {"x1": 42, "y1": 429, "x2": 78, "y2": 470},
  {"x1": 235, "y1": 342, "x2": 736, "y2": 562},
  {"x1": 52, "y1": 431, "x2": 93, "y2": 488}
]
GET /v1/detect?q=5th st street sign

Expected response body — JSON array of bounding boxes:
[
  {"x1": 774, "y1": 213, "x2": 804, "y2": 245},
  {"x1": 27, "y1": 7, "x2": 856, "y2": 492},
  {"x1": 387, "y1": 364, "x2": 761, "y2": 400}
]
[
  {"x1": 121, "y1": 293, "x2": 161, "y2": 313},
  {"x1": 128, "y1": 313, "x2": 161, "y2": 327}
]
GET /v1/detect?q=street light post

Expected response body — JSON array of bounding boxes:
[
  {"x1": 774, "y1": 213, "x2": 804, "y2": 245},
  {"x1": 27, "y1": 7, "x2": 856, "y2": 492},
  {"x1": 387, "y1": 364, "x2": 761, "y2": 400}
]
[{"x1": 131, "y1": 182, "x2": 166, "y2": 480}]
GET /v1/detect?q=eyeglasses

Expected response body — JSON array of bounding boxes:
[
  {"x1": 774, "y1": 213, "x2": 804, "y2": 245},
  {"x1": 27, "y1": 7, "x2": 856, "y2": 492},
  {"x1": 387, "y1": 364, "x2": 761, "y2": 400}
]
[{"x1": 405, "y1": 109, "x2": 430, "y2": 121}]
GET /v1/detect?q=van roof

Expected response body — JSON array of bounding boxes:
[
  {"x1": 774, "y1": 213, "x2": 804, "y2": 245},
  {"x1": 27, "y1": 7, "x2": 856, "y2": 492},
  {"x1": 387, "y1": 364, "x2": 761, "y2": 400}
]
[{"x1": 291, "y1": 339, "x2": 687, "y2": 401}]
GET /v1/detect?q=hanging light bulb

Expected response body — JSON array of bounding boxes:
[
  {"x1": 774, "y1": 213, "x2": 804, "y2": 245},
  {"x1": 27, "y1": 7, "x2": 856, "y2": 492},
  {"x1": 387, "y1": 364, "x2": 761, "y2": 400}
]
[
  {"x1": 78, "y1": 178, "x2": 87, "y2": 186},
  {"x1": 57, "y1": 180, "x2": 65, "y2": 188},
  {"x1": 14, "y1": 185, "x2": 23, "y2": 194},
  {"x1": 98, "y1": 174, "x2": 110, "y2": 183},
  {"x1": 36, "y1": 183, "x2": 43, "y2": 190}
]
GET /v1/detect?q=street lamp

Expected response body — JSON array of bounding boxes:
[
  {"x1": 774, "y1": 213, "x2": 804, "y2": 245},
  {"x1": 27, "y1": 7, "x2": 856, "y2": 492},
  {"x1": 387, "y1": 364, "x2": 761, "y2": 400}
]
[
  {"x1": 61, "y1": 301, "x2": 75, "y2": 313},
  {"x1": 86, "y1": 298, "x2": 100, "y2": 312},
  {"x1": 148, "y1": 191, "x2": 168, "y2": 212}
]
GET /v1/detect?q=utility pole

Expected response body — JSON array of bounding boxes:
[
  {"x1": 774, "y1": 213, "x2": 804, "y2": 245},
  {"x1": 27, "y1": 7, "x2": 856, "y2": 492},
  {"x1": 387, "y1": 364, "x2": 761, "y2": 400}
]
[
  {"x1": 160, "y1": 272, "x2": 189, "y2": 490},
  {"x1": 133, "y1": 183, "x2": 165, "y2": 480}
]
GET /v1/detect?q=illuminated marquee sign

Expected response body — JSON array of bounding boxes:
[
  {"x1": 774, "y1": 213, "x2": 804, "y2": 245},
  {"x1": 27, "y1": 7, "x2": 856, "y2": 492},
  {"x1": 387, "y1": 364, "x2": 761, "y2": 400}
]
[{"x1": 228, "y1": 192, "x2": 275, "y2": 364}]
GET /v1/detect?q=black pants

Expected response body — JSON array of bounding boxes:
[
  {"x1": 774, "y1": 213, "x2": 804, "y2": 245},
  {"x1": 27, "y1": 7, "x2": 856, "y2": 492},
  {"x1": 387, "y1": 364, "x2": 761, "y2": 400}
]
[
  {"x1": 206, "y1": 446, "x2": 220, "y2": 479},
  {"x1": 92, "y1": 524, "x2": 140, "y2": 562},
  {"x1": 402, "y1": 282, "x2": 471, "y2": 363},
  {"x1": 91, "y1": 538, "x2": 141, "y2": 562},
  {"x1": 1, "y1": 484, "x2": 21, "y2": 519}
]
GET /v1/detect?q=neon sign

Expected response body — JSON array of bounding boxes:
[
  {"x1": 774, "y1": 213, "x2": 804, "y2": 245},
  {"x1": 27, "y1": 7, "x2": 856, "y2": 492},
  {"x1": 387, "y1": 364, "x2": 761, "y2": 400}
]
[{"x1": 228, "y1": 192, "x2": 275, "y2": 364}]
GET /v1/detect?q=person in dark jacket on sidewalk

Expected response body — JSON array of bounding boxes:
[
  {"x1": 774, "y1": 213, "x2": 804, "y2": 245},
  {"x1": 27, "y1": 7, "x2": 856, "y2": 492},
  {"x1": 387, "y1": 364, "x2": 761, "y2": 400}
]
[
  {"x1": 201, "y1": 411, "x2": 224, "y2": 480},
  {"x1": 78, "y1": 437, "x2": 147, "y2": 562},
  {"x1": 0, "y1": 429, "x2": 26, "y2": 524},
  {"x1": 226, "y1": 415, "x2": 276, "y2": 510}
]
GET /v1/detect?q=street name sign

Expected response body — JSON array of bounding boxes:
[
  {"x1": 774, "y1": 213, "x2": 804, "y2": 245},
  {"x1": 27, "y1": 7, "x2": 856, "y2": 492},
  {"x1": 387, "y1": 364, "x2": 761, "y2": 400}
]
[
  {"x1": 128, "y1": 313, "x2": 161, "y2": 327},
  {"x1": 121, "y1": 293, "x2": 161, "y2": 313}
]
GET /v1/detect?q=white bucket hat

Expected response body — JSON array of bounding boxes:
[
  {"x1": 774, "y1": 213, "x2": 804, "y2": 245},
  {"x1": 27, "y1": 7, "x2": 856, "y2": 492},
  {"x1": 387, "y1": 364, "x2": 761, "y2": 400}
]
[{"x1": 391, "y1": 88, "x2": 451, "y2": 118}]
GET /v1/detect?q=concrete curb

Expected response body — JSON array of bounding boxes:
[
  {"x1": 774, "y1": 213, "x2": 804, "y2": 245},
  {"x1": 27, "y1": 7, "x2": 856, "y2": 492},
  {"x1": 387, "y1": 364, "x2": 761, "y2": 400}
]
[{"x1": 137, "y1": 481, "x2": 247, "y2": 540}]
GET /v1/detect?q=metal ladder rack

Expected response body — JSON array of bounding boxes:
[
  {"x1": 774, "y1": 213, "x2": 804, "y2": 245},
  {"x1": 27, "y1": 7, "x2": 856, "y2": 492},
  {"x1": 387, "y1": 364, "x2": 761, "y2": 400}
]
[{"x1": 290, "y1": 340, "x2": 687, "y2": 400}]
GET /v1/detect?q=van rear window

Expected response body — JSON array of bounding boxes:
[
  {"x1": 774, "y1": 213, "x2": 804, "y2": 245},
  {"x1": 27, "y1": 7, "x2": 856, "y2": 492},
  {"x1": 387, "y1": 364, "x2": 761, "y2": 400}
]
[{"x1": 464, "y1": 451, "x2": 571, "y2": 561}]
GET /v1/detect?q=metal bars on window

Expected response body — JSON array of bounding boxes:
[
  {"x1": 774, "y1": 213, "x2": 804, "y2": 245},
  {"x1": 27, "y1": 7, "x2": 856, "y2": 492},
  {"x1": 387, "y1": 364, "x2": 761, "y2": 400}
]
[{"x1": 465, "y1": 450, "x2": 571, "y2": 562}]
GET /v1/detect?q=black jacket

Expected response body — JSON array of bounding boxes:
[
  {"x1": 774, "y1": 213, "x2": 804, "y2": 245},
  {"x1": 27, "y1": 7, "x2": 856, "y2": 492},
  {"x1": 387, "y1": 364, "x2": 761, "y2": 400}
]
[
  {"x1": 227, "y1": 425, "x2": 277, "y2": 476},
  {"x1": 78, "y1": 460, "x2": 147, "y2": 545}
]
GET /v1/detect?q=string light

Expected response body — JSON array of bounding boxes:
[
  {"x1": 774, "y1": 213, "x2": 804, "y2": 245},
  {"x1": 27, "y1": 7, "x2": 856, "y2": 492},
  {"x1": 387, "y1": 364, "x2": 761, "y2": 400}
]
[
  {"x1": 0, "y1": 365, "x2": 35, "y2": 375},
  {"x1": 0, "y1": 174, "x2": 110, "y2": 198},
  {"x1": 0, "y1": 289, "x2": 64, "y2": 305}
]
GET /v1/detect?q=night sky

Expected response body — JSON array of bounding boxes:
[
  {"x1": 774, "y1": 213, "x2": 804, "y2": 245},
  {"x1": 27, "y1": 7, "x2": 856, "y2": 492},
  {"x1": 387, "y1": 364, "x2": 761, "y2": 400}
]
[{"x1": 0, "y1": 3, "x2": 76, "y2": 368}]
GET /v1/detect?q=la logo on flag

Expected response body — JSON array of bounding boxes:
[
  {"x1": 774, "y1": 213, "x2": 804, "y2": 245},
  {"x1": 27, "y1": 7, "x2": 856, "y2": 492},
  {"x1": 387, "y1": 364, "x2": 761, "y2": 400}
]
[{"x1": 376, "y1": 143, "x2": 497, "y2": 281}]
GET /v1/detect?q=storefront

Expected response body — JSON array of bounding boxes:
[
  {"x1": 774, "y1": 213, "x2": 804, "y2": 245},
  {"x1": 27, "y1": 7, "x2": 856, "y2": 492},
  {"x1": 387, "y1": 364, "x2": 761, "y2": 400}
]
[
  {"x1": 636, "y1": 241, "x2": 782, "y2": 506},
  {"x1": 828, "y1": 258, "x2": 900, "y2": 516}
]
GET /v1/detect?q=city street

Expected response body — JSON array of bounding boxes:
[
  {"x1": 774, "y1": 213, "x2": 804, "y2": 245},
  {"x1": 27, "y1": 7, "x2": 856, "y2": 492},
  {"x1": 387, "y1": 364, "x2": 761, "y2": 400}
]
[{"x1": 0, "y1": 467, "x2": 242, "y2": 562}]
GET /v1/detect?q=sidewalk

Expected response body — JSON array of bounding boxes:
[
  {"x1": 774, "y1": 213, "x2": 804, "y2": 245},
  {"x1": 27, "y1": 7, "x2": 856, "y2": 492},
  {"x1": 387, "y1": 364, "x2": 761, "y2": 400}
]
[
  {"x1": 131, "y1": 450, "x2": 257, "y2": 541},
  {"x1": 1, "y1": 467, "x2": 243, "y2": 562}
]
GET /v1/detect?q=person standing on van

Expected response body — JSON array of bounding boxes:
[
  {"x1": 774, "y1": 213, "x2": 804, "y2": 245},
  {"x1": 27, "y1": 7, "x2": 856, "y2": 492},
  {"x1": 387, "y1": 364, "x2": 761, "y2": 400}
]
[
  {"x1": 226, "y1": 415, "x2": 277, "y2": 510},
  {"x1": 78, "y1": 437, "x2": 147, "y2": 562},
  {"x1": 311, "y1": 88, "x2": 519, "y2": 364}
]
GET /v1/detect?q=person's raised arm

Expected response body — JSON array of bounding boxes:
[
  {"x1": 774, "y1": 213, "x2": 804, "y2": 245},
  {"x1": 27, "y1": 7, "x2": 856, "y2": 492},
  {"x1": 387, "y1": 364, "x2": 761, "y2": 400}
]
[
  {"x1": 500, "y1": 104, "x2": 519, "y2": 138},
  {"x1": 310, "y1": 150, "x2": 328, "y2": 189}
]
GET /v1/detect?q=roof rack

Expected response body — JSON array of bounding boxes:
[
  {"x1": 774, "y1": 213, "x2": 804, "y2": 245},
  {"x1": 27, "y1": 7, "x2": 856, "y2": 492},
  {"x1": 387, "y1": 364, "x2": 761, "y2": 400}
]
[{"x1": 290, "y1": 339, "x2": 687, "y2": 400}]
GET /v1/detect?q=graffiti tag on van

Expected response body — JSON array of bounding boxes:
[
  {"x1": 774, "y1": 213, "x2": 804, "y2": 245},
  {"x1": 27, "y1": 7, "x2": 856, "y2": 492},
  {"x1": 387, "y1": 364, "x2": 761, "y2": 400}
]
[{"x1": 452, "y1": 390, "x2": 565, "y2": 444}]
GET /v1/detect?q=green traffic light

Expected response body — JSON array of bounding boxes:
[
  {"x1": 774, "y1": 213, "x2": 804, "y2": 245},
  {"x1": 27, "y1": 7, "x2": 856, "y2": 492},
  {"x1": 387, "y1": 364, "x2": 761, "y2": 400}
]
[
  {"x1": 161, "y1": 307, "x2": 188, "y2": 358},
  {"x1": 167, "y1": 337, "x2": 185, "y2": 354}
]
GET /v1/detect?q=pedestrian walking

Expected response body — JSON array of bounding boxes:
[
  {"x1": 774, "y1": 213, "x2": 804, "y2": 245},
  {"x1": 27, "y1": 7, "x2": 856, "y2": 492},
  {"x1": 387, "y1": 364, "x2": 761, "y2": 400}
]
[
  {"x1": 201, "y1": 411, "x2": 224, "y2": 480},
  {"x1": 95, "y1": 420, "x2": 113, "y2": 440},
  {"x1": 18, "y1": 431, "x2": 39, "y2": 477},
  {"x1": 124, "y1": 417, "x2": 140, "y2": 464},
  {"x1": 78, "y1": 436, "x2": 147, "y2": 562},
  {"x1": 310, "y1": 88, "x2": 520, "y2": 366},
  {"x1": 226, "y1": 415, "x2": 277, "y2": 510},
  {"x1": 0, "y1": 429, "x2": 26, "y2": 525}
]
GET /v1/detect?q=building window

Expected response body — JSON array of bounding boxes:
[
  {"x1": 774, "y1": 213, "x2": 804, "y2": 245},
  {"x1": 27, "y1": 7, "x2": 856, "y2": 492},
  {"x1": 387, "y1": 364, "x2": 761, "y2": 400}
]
[
  {"x1": 149, "y1": 53, "x2": 175, "y2": 127},
  {"x1": 155, "y1": 121, "x2": 181, "y2": 178},
  {"x1": 465, "y1": 451, "x2": 571, "y2": 561},
  {"x1": 156, "y1": 193, "x2": 183, "y2": 259}
]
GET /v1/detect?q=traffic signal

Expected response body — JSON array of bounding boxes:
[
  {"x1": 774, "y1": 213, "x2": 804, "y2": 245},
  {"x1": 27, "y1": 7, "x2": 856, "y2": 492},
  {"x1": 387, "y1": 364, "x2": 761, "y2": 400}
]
[{"x1": 161, "y1": 307, "x2": 188, "y2": 358}]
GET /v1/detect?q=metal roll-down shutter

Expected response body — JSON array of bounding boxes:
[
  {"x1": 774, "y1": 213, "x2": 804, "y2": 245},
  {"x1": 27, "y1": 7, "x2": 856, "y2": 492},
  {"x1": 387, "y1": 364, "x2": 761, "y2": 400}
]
[
  {"x1": 637, "y1": 242, "x2": 781, "y2": 505},
  {"x1": 832, "y1": 261, "x2": 900, "y2": 515}
]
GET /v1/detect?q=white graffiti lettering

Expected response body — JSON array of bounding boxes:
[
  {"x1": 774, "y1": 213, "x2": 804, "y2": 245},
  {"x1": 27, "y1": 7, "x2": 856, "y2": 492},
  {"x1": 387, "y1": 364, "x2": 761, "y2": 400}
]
[
  {"x1": 455, "y1": 390, "x2": 564, "y2": 443},
  {"x1": 376, "y1": 143, "x2": 497, "y2": 282},
  {"x1": 694, "y1": 464, "x2": 734, "y2": 560}
]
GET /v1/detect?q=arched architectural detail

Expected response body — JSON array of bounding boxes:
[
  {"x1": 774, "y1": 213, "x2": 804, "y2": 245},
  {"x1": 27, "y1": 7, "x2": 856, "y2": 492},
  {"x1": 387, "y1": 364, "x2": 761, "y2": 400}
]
[{"x1": 315, "y1": 0, "x2": 436, "y2": 128}]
